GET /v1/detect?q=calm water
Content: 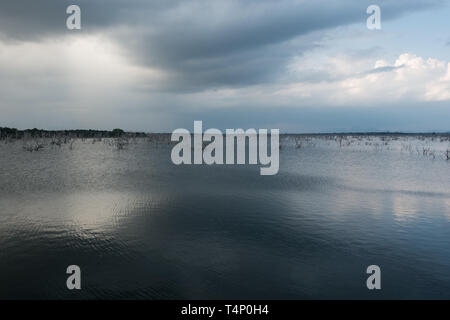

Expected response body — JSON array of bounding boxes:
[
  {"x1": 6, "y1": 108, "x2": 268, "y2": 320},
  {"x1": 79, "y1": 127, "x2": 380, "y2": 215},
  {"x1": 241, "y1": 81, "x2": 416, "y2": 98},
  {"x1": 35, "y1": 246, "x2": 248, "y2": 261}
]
[{"x1": 0, "y1": 136, "x2": 450, "y2": 299}]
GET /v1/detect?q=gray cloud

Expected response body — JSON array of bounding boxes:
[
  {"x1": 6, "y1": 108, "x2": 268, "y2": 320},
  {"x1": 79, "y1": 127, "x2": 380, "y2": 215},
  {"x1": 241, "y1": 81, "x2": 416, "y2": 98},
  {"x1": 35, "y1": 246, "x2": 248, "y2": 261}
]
[
  {"x1": 113, "y1": 0, "x2": 443, "y2": 90},
  {"x1": 0, "y1": 0, "x2": 443, "y2": 91}
]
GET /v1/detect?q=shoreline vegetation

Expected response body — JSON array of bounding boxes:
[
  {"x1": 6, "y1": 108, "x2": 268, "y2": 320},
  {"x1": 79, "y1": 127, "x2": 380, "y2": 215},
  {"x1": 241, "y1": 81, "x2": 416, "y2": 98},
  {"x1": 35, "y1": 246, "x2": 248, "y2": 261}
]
[
  {"x1": 1, "y1": 126, "x2": 449, "y2": 161},
  {"x1": 0, "y1": 127, "x2": 159, "y2": 152},
  {"x1": 0, "y1": 127, "x2": 147, "y2": 139},
  {"x1": 1, "y1": 126, "x2": 449, "y2": 138}
]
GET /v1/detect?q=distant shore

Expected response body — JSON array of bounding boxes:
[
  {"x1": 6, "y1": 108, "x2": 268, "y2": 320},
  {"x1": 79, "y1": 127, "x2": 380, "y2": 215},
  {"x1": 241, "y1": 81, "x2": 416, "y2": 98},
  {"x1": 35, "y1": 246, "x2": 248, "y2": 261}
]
[
  {"x1": 0, "y1": 127, "x2": 147, "y2": 139},
  {"x1": 1, "y1": 126, "x2": 449, "y2": 140}
]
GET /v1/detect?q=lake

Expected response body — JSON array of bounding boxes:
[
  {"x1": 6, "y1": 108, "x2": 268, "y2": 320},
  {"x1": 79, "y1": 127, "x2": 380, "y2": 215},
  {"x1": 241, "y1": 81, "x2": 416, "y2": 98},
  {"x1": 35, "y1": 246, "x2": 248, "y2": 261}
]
[{"x1": 0, "y1": 134, "x2": 449, "y2": 299}]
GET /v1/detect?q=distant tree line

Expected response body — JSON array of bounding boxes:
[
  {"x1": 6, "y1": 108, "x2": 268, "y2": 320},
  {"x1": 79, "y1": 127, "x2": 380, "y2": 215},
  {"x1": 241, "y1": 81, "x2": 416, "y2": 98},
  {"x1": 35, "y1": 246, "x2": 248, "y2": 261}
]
[{"x1": 0, "y1": 127, "x2": 147, "y2": 139}]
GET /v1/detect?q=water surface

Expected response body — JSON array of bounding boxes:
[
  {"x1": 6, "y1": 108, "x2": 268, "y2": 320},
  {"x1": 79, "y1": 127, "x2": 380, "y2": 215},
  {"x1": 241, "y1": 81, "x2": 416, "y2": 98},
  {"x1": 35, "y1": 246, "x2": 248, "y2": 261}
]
[{"x1": 0, "y1": 136, "x2": 449, "y2": 299}]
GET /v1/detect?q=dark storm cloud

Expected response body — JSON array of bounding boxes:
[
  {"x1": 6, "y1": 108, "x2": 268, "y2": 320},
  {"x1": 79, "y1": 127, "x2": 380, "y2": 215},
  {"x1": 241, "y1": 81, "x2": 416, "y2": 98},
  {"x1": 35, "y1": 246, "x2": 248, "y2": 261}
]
[
  {"x1": 0, "y1": 0, "x2": 444, "y2": 90},
  {"x1": 111, "y1": 0, "x2": 443, "y2": 90},
  {"x1": 0, "y1": 1, "x2": 180, "y2": 40}
]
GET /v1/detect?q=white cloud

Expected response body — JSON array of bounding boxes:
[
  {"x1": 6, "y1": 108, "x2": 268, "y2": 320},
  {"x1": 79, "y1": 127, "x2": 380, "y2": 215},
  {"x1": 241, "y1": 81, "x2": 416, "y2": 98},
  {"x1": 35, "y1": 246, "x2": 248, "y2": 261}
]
[
  {"x1": 279, "y1": 52, "x2": 450, "y2": 105},
  {"x1": 179, "y1": 52, "x2": 450, "y2": 110}
]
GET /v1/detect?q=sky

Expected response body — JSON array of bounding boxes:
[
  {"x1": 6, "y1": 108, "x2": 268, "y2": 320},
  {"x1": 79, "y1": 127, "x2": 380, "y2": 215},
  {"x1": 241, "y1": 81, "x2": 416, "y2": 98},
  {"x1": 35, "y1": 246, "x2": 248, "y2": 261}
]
[{"x1": 0, "y1": 0, "x2": 449, "y2": 133}]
